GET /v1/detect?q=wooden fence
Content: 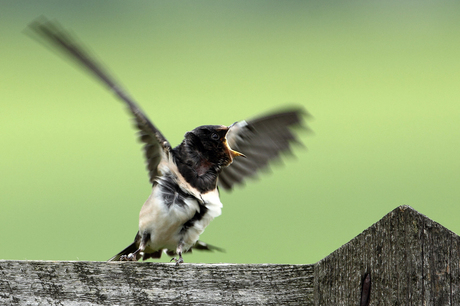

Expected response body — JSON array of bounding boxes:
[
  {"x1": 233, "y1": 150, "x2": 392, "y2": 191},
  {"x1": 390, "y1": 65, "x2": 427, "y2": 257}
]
[{"x1": 1, "y1": 205, "x2": 459, "y2": 305}]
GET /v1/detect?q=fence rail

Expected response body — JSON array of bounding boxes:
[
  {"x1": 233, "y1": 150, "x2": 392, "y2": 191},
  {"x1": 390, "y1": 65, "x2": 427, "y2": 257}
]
[{"x1": 1, "y1": 205, "x2": 459, "y2": 305}]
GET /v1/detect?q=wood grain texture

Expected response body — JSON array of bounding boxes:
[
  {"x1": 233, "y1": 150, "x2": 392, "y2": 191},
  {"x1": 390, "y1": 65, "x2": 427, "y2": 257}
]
[
  {"x1": 314, "y1": 205, "x2": 460, "y2": 305},
  {"x1": 0, "y1": 261, "x2": 314, "y2": 305},
  {"x1": 2, "y1": 205, "x2": 460, "y2": 305}
]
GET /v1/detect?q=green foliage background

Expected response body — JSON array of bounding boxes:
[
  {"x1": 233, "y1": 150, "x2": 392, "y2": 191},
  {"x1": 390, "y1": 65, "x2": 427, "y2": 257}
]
[{"x1": 1, "y1": 1, "x2": 459, "y2": 264}]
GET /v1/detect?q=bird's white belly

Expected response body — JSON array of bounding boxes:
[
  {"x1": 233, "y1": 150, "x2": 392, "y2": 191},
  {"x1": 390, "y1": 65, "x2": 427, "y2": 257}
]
[
  {"x1": 181, "y1": 188, "x2": 222, "y2": 250},
  {"x1": 138, "y1": 182, "x2": 222, "y2": 252}
]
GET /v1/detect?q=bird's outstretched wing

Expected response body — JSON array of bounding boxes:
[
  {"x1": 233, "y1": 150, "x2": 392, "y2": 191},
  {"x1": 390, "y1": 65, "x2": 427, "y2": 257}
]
[
  {"x1": 219, "y1": 108, "x2": 308, "y2": 190},
  {"x1": 27, "y1": 17, "x2": 169, "y2": 184}
]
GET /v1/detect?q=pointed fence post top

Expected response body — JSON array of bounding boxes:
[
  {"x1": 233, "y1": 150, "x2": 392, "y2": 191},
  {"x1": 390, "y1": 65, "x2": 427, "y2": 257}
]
[{"x1": 314, "y1": 205, "x2": 460, "y2": 305}]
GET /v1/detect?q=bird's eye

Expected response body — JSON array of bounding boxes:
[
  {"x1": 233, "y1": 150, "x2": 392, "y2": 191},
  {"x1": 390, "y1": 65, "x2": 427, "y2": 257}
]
[{"x1": 211, "y1": 133, "x2": 219, "y2": 140}]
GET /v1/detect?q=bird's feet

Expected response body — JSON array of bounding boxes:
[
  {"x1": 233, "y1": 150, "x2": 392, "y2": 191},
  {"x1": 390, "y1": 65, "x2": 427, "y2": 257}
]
[
  {"x1": 170, "y1": 254, "x2": 184, "y2": 266},
  {"x1": 170, "y1": 246, "x2": 184, "y2": 266}
]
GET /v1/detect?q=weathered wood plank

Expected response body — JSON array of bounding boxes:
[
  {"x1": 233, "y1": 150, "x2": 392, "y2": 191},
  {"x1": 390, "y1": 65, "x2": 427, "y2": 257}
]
[
  {"x1": 422, "y1": 214, "x2": 455, "y2": 305},
  {"x1": 451, "y1": 230, "x2": 460, "y2": 304},
  {"x1": 0, "y1": 261, "x2": 314, "y2": 305},
  {"x1": 2, "y1": 205, "x2": 459, "y2": 305},
  {"x1": 313, "y1": 205, "x2": 460, "y2": 305}
]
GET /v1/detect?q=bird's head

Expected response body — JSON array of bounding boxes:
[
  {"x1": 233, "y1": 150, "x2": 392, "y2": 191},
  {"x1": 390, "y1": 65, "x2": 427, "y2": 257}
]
[{"x1": 185, "y1": 125, "x2": 245, "y2": 168}]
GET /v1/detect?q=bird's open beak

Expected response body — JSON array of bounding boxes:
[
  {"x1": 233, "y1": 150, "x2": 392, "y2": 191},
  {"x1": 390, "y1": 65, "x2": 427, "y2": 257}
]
[
  {"x1": 226, "y1": 140, "x2": 246, "y2": 158},
  {"x1": 222, "y1": 124, "x2": 246, "y2": 158}
]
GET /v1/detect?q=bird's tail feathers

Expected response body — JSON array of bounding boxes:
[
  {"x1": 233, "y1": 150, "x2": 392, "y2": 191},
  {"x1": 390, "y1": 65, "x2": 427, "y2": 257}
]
[
  {"x1": 192, "y1": 240, "x2": 226, "y2": 253},
  {"x1": 107, "y1": 242, "x2": 139, "y2": 262}
]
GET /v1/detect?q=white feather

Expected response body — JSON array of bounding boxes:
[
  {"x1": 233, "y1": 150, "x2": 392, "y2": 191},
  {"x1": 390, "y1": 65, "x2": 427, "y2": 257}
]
[{"x1": 138, "y1": 154, "x2": 223, "y2": 253}]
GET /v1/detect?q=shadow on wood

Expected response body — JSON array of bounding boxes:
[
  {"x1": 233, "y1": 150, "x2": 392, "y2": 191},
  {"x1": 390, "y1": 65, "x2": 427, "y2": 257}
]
[{"x1": 1, "y1": 205, "x2": 459, "y2": 305}]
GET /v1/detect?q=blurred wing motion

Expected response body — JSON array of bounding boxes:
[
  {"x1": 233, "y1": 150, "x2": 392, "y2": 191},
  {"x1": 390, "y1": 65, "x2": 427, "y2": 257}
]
[
  {"x1": 219, "y1": 108, "x2": 308, "y2": 190},
  {"x1": 27, "y1": 17, "x2": 169, "y2": 184}
]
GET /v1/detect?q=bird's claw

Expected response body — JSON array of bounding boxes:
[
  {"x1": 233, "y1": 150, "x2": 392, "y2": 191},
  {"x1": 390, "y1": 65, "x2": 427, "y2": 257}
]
[{"x1": 170, "y1": 257, "x2": 184, "y2": 266}]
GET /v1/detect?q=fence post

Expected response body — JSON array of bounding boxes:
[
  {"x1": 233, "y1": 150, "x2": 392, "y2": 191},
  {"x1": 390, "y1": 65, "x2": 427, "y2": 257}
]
[
  {"x1": 1, "y1": 205, "x2": 459, "y2": 305},
  {"x1": 314, "y1": 205, "x2": 460, "y2": 305}
]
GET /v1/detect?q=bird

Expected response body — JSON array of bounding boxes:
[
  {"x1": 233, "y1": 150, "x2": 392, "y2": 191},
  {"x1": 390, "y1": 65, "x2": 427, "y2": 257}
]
[{"x1": 27, "y1": 17, "x2": 308, "y2": 264}]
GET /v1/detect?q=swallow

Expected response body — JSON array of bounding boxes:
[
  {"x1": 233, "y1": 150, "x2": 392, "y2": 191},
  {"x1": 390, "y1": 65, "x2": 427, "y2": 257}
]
[{"x1": 28, "y1": 17, "x2": 308, "y2": 264}]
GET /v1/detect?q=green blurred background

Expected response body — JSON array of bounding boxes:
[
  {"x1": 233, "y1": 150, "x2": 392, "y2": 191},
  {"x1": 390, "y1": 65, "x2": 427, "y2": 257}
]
[{"x1": 1, "y1": 1, "x2": 459, "y2": 264}]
